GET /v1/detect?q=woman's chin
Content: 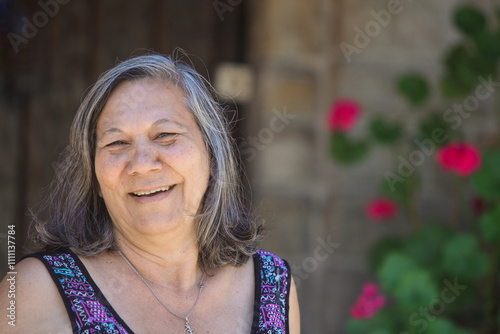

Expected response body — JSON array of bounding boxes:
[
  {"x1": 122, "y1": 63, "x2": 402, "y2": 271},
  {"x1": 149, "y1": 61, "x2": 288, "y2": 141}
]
[{"x1": 131, "y1": 215, "x2": 193, "y2": 235}]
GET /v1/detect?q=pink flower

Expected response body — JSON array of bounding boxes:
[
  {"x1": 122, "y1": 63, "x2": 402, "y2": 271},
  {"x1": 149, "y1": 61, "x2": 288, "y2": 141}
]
[
  {"x1": 327, "y1": 99, "x2": 361, "y2": 132},
  {"x1": 366, "y1": 198, "x2": 398, "y2": 221},
  {"x1": 362, "y1": 282, "x2": 380, "y2": 298},
  {"x1": 436, "y1": 142, "x2": 481, "y2": 177},
  {"x1": 350, "y1": 282, "x2": 386, "y2": 319}
]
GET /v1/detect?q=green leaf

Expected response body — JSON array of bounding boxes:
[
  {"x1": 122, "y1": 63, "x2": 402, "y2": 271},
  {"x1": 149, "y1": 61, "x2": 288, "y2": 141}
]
[
  {"x1": 438, "y1": 278, "x2": 478, "y2": 316},
  {"x1": 369, "y1": 118, "x2": 403, "y2": 145},
  {"x1": 453, "y1": 6, "x2": 487, "y2": 36},
  {"x1": 443, "y1": 45, "x2": 467, "y2": 73},
  {"x1": 442, "y1": 233, "x2": 489, "y2": 281},
  {"x1": 397, "y1": 74, "x2": 429, "y2": 106},
  {"x1": 441, "y1": 44, "x2": 497, "y2": 98},
  {"x1": 345, "y1": 310, "x2": 396, "y2": 334},
  {"x1": 345, "y1": 319, "x2": 392, "y2": 334},
  {"x1": 472, "y1": 151, "x2": 500, "y2": 201},
  {"x1": 440, "y1": 75, "x2": 475, "y2": 98},
  {"x1": 426, "y1": 318, "x2": 474, "y2": 334},
  {"x1": 377, "y1": 253, "x2": 419, "y2": 293},
  {"x1": 479, "y1": 206, "x2": 500, "y2": 242},
  {"x1": 393, "y1": 269, "x2": 439, "y2": 313},
  {"x1": 370, "y1": 237, "x2": 405, "y2": 271},
  {"x1": 405, "y1": 224, "x2": 453, "y2": 276},
  {"x1": 380, "y1": 171, "x2": 419, "y2": 207},
  {"x1": 330, "y1": 133, "x2": 369, "y2": 164},
  {"x1": 474, "y1": 31, "x2": 500, "y2": 60},
  {"x1": 417, "y1": 112, "x2": 452, "y2": 147},
  {"x1": 345, "y1": 319, "x2": 373, "y2": 334}
]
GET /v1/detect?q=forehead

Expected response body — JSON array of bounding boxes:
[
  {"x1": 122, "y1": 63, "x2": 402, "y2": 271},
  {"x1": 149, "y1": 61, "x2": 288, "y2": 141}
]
[{"x1": 97, "y1": 78, "x2": 192, "y2": 129}]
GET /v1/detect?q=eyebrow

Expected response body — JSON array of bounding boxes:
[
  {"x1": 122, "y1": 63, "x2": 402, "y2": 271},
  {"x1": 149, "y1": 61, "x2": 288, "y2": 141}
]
[
  {"x1": 100, "y1": 127, "x2": 123, "y2": 137},
  {"x1": 98, "y1": 118, "x2": 186, "y2": 137},
  {"x1": 152, "y1": 117, "x2": 185, "y2": 129}
]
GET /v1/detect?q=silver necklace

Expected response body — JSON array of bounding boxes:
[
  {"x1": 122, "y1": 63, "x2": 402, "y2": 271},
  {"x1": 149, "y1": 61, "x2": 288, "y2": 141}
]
[{"x1": 117, "y1": 250, "x2": 205, "y2": 334}]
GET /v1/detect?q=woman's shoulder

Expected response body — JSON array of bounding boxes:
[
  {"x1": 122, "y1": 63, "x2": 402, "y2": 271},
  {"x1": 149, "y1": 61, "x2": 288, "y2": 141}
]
[
  {"x1": 0, "y1": 251, "x2": 72, "y2": 333},
  {"x1": 2, "y1": 253, "x2": 59, "y2": 300},
  {"x1": 252, "y1": 249, "x2": 291, "y2": 299},
  {"x1": 253, "y1": 249, "x2": 290, "y2": 272}
]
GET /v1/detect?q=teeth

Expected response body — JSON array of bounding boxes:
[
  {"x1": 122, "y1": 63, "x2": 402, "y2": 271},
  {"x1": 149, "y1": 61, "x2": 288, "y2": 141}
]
[{"x1": 133, "y1": 186, "x2": 172, "y2": 197}]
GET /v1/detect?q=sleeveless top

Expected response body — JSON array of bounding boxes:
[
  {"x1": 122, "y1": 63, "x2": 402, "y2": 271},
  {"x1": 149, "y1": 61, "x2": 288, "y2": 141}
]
[{"x1": 24, "y1": 248, "x2": 291, "y2": 334}]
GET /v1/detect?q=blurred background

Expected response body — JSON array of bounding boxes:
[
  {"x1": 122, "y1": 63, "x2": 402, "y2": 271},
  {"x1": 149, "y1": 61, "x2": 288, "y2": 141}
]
[{"x1": 1, "y1": 0, "x2": 499, "y2": 333}]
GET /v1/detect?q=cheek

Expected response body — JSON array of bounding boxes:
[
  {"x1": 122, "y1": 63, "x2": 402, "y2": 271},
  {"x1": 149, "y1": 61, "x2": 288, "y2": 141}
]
[
  {"x1": 94, "y1": 155, "x2": 107, "y2": 186},
  {"x1": 190, "y1": 144, "x2": 210, "y2": 182},
  {"x1": 94, "y1": 154, "x2": 122, "y2": 193},
  {"x1": 194, "y1": 152, "x2": 211, "y2": 201},
  {"x1": 174, "y1": 143, "x2": 210, "y2": 191}
]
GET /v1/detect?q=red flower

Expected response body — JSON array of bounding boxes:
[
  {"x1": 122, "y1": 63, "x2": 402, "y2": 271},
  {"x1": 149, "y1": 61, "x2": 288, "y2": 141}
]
[
  {"x1": 366, "y1": 198, "x2": 398, "y2": 221},
  {"x1": 350, "y1": 282, "x2": 386, "y2": 319},
  {"x1": 327, "y1": 99, "x2": 361, "y2": 132},
  {"x1": 436, "y1": 142, "x2": 481, "y2": 177}
]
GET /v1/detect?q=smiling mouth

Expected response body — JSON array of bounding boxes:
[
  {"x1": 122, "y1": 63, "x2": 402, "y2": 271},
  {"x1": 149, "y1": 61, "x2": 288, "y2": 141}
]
[{"x1": 131, "y1": 185, "x2": 175, "y2": 197}]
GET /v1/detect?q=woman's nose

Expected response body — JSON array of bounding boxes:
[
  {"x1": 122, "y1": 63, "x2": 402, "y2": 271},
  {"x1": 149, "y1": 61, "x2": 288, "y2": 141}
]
[{"x1": 127, "y1": 140, "x2": 163, "y2": 175}]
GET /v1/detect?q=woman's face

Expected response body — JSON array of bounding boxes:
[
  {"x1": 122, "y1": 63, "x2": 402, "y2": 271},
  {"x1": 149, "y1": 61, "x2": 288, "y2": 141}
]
[{"x1": 94, "y1": 78, "x2": 210, "y2": 237}]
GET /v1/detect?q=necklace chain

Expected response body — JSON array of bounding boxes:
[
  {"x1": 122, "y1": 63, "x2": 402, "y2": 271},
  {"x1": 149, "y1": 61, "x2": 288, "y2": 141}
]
[{"x1": 117, "y1": 250, "x2": 205, "y2": 333}]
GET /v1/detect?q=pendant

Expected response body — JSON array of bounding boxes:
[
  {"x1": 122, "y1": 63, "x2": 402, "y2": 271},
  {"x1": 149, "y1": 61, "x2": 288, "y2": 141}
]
[{"x1": 184, "y1": 317, "x2": 194, "y2": 334}]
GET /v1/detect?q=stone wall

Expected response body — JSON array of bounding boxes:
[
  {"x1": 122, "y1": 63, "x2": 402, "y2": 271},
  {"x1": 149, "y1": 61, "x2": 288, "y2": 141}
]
[{"x1": 245, "y1": 0, "x2": 494, "y2": 332}]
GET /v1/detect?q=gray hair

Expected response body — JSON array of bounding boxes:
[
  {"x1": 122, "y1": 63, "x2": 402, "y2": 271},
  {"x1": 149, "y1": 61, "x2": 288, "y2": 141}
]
[{"x1": 30, "y1": 52, "x2": 262, "y2": 269}]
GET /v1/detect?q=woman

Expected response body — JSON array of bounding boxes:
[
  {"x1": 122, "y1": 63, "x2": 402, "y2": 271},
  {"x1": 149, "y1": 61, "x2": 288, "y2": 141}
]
[{"x1": 0, "y1": 54, "x2": 300, "y2": 333}]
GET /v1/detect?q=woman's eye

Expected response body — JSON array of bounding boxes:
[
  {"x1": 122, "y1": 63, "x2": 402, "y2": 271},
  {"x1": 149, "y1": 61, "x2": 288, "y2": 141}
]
[
  {"x1": 107, "y1": 140, "x2": 127, "y2": 147},
  {"x1": 155, "y1": 133, "x2": 178, "y2": 145},
  {"x1": 156, "y1": 133, "x2": 175, "y2": 139}
]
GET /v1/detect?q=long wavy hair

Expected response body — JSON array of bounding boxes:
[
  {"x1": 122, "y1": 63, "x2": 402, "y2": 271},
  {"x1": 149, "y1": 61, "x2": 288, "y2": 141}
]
[{"x1": 30, "y1": 52, "x2": 262, "y2": 269}]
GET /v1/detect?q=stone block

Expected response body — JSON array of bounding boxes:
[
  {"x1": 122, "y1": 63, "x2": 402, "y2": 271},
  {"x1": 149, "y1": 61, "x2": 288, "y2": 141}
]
[
  {"x1": 251, "y1": 129, "x2": 315, "y2": 188},
  {"x1": 338, "y1": 0, "x2": 395, "y2": 59},
  {"x1": 249, "y1": 0, "x2": 321, "y2": 60},
  {"x1": 258, "y1": 67, "x2": 317, "y2": 120},
  {"x1": 257, "y1": 196, "x2": 310, "y2": 256}
]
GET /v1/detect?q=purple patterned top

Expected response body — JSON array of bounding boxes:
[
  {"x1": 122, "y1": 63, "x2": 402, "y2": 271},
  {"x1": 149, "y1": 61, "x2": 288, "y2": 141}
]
[
  {"x1": 252, "y1": 250, "x2": 291, "y2": 333},
  {"x1": 26, "y1": 248, "x2": 291, "y2": 334}
]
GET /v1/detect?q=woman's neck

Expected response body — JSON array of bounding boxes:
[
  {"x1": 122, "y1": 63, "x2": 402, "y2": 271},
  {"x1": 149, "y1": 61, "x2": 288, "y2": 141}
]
[{"x1": 113, "y1": 228, "x2": 202, "y2": 292}]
